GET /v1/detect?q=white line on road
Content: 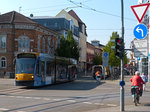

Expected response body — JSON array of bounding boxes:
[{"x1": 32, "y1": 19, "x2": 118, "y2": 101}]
[
  {"x1": 17, "y1": 111, "x2": 26, "y2": 112},
  {"x1": 33, "y1": 97, "x2": 41, "y2": 99},
  {"x1": 24, "y1": 97, "x2": 32, "y2": 99},
  {"x1": 107, "y1": 104, "x2": 117, "y2": 107},
  {"x1": 43, "y1": 98, "x2": 51, "y2": 100},
  {"x1": 53, "y1": 99, "x2": 61, "y2": 101},
  {"x1": 8, "y1": 96, "x2": 15, "y2": 97},
  {"x1": 0, "y1": 95, "x2": 6, "y2": 97},
  {"x1": 16, "y1": 96, "x2": 24, "y2": 98},
  {"x1": 0, "y1": 108, "x2": 9, "y2": 110},
  {"x1": 83, "y1": 102, "x2": 92, "y2": 104},
  {"x1": 94, "y1": 103, "x2": 104, "y2": 105},
  {"x1": 67, "y1": 100, "x2": 76, "y2": 102}
]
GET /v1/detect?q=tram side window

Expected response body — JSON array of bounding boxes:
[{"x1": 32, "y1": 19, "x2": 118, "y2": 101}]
[
  {"x1": 47, "y1": 62, "x2": 55, "y2": 76},
  {"x1": 46, "y1": 61, "x2": 52, "y2": 76},
  {"x1": 36, "y1": 60, "x2": 39, "y2": 74}
]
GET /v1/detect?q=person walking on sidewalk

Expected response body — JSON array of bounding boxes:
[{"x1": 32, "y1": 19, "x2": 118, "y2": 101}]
[
  {"x1": 141, "y1": 73, "x2": 148, "y2": 91},
  {"x1": 130, "y1": 71, "x2": 145, "y2": 103}
]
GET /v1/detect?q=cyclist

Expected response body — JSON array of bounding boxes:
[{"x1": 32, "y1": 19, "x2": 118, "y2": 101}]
[
  {"x1": 95, "y1": 70, "x2": 101, "y2": 83},
  {"x1": 130, "y1": 71, "x2": 145, "y2": 104}
]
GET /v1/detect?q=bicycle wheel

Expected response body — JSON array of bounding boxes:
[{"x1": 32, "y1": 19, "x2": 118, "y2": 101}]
[
  {"x1": 134, "y1": 94, "x2": 137, "y2": 106},
  {"x1": 134, "y1": 89, "x2": 139, "y2": 106}
]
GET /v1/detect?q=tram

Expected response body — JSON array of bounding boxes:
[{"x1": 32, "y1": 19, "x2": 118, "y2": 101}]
[{"x1": 15, "y1": 52, "x2": 77, "y2": 87}]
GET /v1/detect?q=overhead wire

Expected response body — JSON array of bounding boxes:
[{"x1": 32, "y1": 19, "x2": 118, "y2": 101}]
[{"x1": 67, "y1": 0, "x2": 136, "y2": 21}]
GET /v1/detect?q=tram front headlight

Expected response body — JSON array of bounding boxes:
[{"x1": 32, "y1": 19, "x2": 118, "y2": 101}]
[{"x1": 31, "y1": 75, "x2": 34, "y2": 79}]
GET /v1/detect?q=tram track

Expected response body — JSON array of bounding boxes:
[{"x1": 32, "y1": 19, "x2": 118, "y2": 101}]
[{"x1": 0, "y1": 87, "x2": 32, "y2": 95}]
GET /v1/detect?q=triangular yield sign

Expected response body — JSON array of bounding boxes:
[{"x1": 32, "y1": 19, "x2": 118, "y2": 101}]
[{"x1": 131, "y1": 3, "x2": 150, "y2": 23}]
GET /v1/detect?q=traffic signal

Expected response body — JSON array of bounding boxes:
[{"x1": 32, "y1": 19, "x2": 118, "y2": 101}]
[{"x1": 115, "y1": 38, "x2": 124, "y2": 58}]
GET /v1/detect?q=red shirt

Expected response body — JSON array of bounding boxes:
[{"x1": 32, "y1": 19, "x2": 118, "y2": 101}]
[{"x1": 130, "y1": 75, "x2": 145, "y2": 89}]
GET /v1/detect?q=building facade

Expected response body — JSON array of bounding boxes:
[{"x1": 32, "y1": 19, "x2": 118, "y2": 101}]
[
  {"x1": 68, "y1": 10, "x2": 87, "y2": 72},
  {"x1": 0, "y1": 11, "x2": 58, "y2": 78},
  {"x1": 32, "y1": 16, "x2": 79, "y2": 44},
  {"x1": 32, "y1": 9, "x2": 87, "y2": 72},
  {"x1": 86, "y1": 42, "x2": 103, "y2": 71}
]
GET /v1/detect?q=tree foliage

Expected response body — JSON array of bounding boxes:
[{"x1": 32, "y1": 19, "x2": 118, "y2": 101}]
[
  {"x1": 56, "y1": 31, "x2": 79, "y2": 61},
  {"x1": 103, "y1": 32, "x2": 128, "y2": 67},
  {"x1": 93, "y1": 53, "x2": 102, "y2": 65}
]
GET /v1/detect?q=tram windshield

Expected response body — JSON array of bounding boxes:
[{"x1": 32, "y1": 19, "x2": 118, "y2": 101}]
[{"x1": 16, "y1": 58, "x2": 35, "y2": 74}]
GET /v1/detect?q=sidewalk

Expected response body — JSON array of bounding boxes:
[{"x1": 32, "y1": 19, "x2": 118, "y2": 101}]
[{"x1": 87, "y1": 103, "x2": 150, "y2": 112}]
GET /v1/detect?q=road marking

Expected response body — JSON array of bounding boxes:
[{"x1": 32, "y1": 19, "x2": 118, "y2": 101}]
[
  {"x1": 25, "y1": 97, "x2": 32, "y2": 99},
  {"x1": 0, "y1": 95, "x2": 6, "y2": 97},
  {"x1": 10, "y1": 90, "x2": 32, "y2": 95},
  {"x1": 67, "y1": 100, "x2": 76, "y2": 102},
  {"x1": 16, "y1": 96, "x2": 24, "y2": 98},
  {"x1": 17, "y1": 111, "x2": 26, "y2": 112},
  {"x1": 94, "y1": 103, "x2": 104, "y2": 105},
  {"x1": 83, "y1": 102, "x2": 92, "y2": 104},
  {"x1": 107, "y1": 104, "x2": 117, "y2": 107},
  {"x1": 53, "y1": 99, "x2": 61, "y2": 101},
  {"x1": 0, "y1": 87, "x2": 21, "y2": 92},
  {"x1": 33, "y1": 97, "x2": 41, "y2": 99},
  {"x1": 0, "y1": 108, "x2": 9, "y2": 110},
  {"x1": 43, "y1": 98, "x2": 51, "y2": 100},
  {"x1": 8, "y1": 96, "x2": 15, "y2": 97}
]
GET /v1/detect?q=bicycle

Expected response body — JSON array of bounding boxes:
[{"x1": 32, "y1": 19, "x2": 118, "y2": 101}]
[
  {"x1": 96, "y1": 76, "x2": 101, "y2": 84},
  {"x1": 132, "y1": 86, "x2": 140, "y2": 106}
]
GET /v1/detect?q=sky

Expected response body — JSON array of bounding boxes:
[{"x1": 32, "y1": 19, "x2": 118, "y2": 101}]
[{"x1": 0, "y1": 0, "x2": 141, "y2": 54}]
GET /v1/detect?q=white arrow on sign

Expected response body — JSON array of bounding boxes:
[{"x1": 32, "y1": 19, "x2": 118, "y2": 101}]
[{"x1": 136, "y1": 27, "x2": 143, "y2": 37}]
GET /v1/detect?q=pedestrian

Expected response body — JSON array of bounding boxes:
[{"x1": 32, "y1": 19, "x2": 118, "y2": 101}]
[{"x1": 141, "y1": 73, "x2": 148, "y2": 91}]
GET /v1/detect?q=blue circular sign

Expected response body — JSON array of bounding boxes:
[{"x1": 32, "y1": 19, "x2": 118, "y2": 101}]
[
  {"x1": 104, "y1": 52, "x2": 108, "y2": 57},
  {"x1": 137, "y1": 57, "x2": 140, "y2": 60},
  {"x1": 133, "y1": 24, "x2": 147, "y2": 39}
]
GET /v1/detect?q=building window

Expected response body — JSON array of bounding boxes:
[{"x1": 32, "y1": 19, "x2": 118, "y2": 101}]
[
  {"x1": 0, "y1": 35, "x2": 6, "y2": 48},
  {"x1": 1, "y1": 57, "x2": 6, "y2": 68},
  {"x1": 18, "y1": 36, "x2": 30, "y2": 52}
]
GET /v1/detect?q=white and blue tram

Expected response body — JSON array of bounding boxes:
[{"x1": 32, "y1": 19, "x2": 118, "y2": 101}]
[{"x1": 15, "y1": 52, "x2": 77, "y2": 87}]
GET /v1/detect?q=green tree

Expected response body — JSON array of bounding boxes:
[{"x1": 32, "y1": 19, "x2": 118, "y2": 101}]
[
  {"x1": 56, "y1": 31, "x2": 79, "y2": 61},
  {"x1": 93, "y1": 53, "x2": 102, "y2": 65},
  {"x1": 103, "y1": 32, "x2": 128, "y2": 67},
  {"x1": 56, "y1": 35, "x2": 70, "y2": 57}
]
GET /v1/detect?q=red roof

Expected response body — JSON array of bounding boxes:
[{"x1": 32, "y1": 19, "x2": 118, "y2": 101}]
[
  {"x1": 68, "y1": 10, "x2": 84, "y2": 24},
  {"x1": 0, "y1": 11, "x2": 37, "y2": 24}
]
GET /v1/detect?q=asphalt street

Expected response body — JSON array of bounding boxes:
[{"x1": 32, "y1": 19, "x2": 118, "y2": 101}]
[{"x1": 0, "y1": 74, "x2": 150, "y2": 112}]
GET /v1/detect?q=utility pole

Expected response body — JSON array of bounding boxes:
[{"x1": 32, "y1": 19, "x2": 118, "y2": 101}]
[{"x1": 120, "y1": 0, "x2": 125, "y2": 111}]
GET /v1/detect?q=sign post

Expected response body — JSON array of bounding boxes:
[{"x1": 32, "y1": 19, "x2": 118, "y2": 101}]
[
  {"x1": 102, "y1": 52, "x2": 109, "y2": 80},
  {"x1": 120, "y1": 0, "x2": 125, "y2": 111}
]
